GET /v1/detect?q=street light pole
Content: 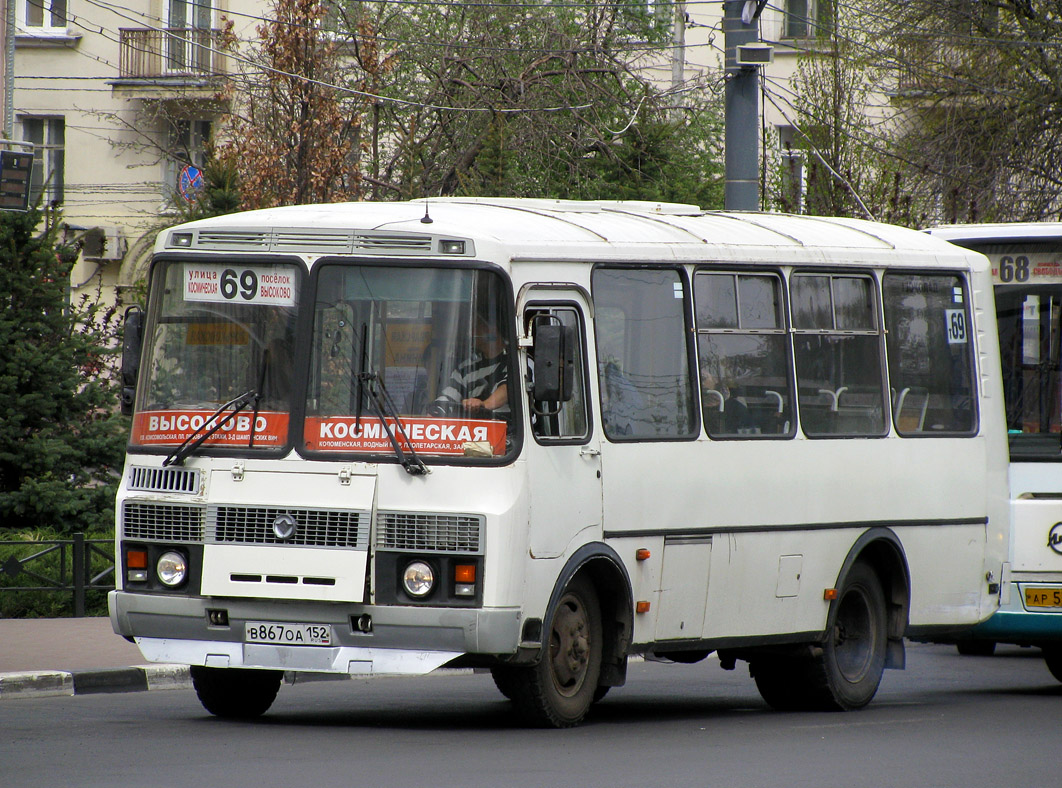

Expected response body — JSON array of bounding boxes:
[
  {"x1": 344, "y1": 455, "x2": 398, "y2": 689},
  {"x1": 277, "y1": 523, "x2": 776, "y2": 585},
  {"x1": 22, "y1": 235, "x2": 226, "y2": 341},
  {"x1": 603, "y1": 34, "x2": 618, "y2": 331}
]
[{"x1": 723, "y1": 0, "x2": 761, "y2": 211}]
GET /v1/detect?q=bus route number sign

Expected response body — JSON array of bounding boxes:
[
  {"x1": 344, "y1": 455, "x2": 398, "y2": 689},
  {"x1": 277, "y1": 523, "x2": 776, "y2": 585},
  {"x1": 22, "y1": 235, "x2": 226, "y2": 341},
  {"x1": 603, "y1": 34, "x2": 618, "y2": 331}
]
[
  {"x1": 944, "y1": 308, "x2": 967, "y2": 345},
  {"x1": 183, "y1": 263, "x2": 296, "y2": 307}
]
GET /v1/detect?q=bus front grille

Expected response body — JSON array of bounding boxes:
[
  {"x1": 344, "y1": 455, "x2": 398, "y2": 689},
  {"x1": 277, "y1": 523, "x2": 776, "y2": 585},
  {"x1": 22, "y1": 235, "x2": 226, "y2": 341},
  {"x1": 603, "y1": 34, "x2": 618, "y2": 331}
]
[
  {"x1": 376, "y1": 512, "x2": 483, "y2": 554},
  {"x1": 210, "y1": 506, "x2": 369, "y2": 549},
  {"x1": 122, "y1": 501, "x2": 205, "y2": 542}
]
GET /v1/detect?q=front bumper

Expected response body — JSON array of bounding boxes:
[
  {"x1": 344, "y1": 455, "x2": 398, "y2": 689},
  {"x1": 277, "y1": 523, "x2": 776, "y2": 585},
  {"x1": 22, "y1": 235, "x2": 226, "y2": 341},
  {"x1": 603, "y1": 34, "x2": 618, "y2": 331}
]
[{"x1": 109, "y1": 590, "x2": 522, "y2": 675}]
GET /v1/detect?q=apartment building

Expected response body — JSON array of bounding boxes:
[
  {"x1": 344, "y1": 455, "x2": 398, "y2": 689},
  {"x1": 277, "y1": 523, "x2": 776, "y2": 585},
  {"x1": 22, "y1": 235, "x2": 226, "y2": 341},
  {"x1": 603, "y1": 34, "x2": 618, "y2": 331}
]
[{"x1": 11, "y1": 0, "x2": 262, "y2": 300}]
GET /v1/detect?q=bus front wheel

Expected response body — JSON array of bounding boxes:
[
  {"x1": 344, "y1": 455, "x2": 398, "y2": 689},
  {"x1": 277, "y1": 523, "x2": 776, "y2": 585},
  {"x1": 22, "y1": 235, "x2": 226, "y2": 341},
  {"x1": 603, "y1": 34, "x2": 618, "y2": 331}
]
[
  {"x1": 190, "y1": 666, "x2": 282, "y2": 719},
  {"x1": 507, "y1": 576, "x2": 603, "y2": 727}
]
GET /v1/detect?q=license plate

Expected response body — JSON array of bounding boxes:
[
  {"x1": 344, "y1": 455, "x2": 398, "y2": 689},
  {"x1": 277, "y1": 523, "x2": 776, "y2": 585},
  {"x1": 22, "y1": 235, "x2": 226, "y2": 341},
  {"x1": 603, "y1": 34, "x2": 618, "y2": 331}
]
[
  {"x1": 1024, "y1": 587, "x2": 1062, "y2": 609},
  {"x1": 245, "y1": 622, "x2": 332, "y2": 646}
]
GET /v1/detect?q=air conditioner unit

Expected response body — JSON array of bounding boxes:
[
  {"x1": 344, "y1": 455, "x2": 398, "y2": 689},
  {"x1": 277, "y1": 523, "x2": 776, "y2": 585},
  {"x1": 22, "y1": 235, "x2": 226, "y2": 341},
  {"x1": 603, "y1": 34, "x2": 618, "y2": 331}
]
[{"x1": 81, "y1": 227, "x2": 128, "y2": 261}]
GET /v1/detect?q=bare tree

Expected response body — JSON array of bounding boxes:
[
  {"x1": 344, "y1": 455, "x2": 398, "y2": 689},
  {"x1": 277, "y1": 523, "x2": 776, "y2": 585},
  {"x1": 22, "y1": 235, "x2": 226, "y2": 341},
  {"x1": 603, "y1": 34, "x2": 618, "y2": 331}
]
[{"x1": 869, "y1": 0, "x2": 1062, "y2": 222}]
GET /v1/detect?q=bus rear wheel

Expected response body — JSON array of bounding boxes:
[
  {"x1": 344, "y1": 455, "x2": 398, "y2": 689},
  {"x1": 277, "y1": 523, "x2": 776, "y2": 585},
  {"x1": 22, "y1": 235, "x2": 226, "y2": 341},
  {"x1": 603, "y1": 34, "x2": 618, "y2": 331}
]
[
  {"x1": 507, "y1": 576, "x2": 603, "y2": 727},
  {"x1": 190, "y1": 666, "x2": 283, "y2": 719},
  {"x1": 1043, "y1": 647, "x2": 1062, "y2": 683},
  {"x1": 753, "y1": 562, "x2": 887, "y2": 712},
  {"x1": 811, "y1": 562, "x2": 888, "y2": 710}
]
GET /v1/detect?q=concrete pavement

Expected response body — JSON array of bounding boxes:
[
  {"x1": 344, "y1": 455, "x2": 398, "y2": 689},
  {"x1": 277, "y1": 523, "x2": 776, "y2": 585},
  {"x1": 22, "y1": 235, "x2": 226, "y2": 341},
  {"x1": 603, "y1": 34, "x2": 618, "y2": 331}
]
[{"x1": 0, "y1": 616, "x2": 191, "y2": 699}]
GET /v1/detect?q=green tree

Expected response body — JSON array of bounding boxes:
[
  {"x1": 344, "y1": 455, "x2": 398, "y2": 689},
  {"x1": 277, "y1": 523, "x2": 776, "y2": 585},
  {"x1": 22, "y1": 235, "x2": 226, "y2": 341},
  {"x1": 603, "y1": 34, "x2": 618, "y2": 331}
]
[
  {"x1": 329, "y1": 0, "x2": 723, "y2": 205},
  {"x1": 0, "y1": 207, "x2": 127, "y2": 536}
]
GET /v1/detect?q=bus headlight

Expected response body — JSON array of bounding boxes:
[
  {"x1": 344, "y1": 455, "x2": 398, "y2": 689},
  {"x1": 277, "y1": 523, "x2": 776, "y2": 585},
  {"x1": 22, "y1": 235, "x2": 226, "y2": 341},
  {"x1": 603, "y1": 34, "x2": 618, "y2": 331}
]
[
  {"x1": 157, "y1": 551, "x2": 188, "y2": 587},
  {"x1": 402, "y1": 561, "x2": 435, "y2": 597}
]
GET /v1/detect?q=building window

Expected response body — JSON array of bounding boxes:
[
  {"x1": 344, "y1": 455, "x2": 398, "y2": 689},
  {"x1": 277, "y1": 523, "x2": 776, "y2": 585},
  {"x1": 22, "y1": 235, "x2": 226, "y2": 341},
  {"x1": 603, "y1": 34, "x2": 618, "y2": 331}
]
[
  {"x1": 20, "y1": 117, "x2": 64, "y2": 206},
  {"x1": 166, "y1": 0, "x2": 214, "y2": 71},
  {"x1": 21, "y1": 0, "x2": 67, "y2": 30},
  {"x1": 783, "y1": 0, "x2": 834, "y2": 39}
]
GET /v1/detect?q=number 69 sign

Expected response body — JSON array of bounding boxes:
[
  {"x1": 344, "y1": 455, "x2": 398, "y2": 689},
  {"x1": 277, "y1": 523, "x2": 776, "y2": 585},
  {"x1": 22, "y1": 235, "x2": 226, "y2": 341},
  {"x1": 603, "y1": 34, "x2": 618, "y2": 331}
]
[{"x1": 183, "y1": 263, "x2": 297, "y2": 307}]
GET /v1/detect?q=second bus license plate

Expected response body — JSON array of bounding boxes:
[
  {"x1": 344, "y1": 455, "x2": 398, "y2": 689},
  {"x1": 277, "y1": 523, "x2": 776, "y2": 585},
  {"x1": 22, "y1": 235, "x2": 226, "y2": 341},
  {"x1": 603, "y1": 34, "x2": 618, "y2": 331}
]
[
  {"x1": 1024, "y1": 587, "x2": 1062, "y2": 609},
  {"x1": 245, "y1": 622, "x2": 332, "y2": 646}
]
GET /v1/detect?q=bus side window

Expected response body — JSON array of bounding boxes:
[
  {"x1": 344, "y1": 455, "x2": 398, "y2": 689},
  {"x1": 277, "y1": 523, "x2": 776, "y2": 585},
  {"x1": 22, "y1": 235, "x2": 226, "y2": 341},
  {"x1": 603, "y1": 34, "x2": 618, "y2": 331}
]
[
  {"x1": 591, "y1": 268, "x2": 697, "y2": 441},
  {"x1": 792, "y1": 273, "x2": 887, "y2": 437},
  {"x1": 526, "y1": 306, "x2": 589, "y2": 442},
  {"x1": 883, "y1": 273, "x2": 978, "y2": 435},
  {"x1": 694, "y1": 270, "x2": 794, "y2": 438}
]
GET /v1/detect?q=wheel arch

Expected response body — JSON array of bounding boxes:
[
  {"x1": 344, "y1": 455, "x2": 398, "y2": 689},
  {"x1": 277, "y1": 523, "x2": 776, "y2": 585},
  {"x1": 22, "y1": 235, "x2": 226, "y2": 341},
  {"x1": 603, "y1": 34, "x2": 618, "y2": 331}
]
[
  {"x1": 831, "y1": 527, "x2": 911, "y2": 670},
  {"x1": 544, "y1": 542, "x2": 633, "y2": 688}
]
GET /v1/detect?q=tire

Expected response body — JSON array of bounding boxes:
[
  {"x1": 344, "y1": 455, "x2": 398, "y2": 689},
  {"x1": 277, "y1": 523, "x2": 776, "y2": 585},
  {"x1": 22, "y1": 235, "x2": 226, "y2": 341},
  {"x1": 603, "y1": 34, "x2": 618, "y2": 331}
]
[
  {"x1": 489, "y1": 665, "x2": 519, "y2": 701},
  {"x1": 754, "y1": 563, "x2": 887, "y2": 712},
  {"x1": 190, "y1": 666, "x2": 283, "y2": 719},
  {"x1": 751, "y1": 658, "x2": 816, "y2": 711},
  {"x1": 1043, "y1": 647, "x2": 1062, "y2": 683},
  {"x1": 507, "y1": 576, "x2": 604, "y2": 727},
  {"x1": 810, "y1": 562, "x2": 888, "y2": 711},
  {"x1": 956, "y1": 640, "x2": 996, "y2": 657}
]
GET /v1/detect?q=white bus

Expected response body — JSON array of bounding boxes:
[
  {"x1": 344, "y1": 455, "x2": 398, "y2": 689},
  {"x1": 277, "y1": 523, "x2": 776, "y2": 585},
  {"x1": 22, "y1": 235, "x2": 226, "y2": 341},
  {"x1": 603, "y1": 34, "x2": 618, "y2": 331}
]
[
  {"x1": 927, "y1": 222, "x2": 1062, "y2": 679},
  {"x1": 110, "y1": 199, "x2": 1009, "y2": 727}
]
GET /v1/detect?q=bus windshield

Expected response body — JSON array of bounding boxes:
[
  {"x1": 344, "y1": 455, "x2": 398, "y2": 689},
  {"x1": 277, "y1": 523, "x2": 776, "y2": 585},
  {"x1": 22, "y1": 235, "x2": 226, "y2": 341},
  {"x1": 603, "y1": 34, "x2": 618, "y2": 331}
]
[
  {"x1": 971, "y1": 241, "x2": 1062, "y2": 458},
  {"x1": 130, "y1": 260, "x2": 301, "y2": 452},
  {"x1": 304, "y1": 263, "x2": 516, "y2": 461}
]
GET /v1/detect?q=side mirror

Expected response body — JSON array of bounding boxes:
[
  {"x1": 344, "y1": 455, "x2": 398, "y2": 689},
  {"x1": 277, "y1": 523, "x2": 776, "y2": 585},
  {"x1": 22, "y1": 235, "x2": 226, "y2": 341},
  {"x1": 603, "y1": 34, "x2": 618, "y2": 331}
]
[
  {"x1": 120, "y1": 306, "x2": 143, "y2": 416},
  {"x1": 533, "y1": 322, "x2": 574, "y2": 403}
]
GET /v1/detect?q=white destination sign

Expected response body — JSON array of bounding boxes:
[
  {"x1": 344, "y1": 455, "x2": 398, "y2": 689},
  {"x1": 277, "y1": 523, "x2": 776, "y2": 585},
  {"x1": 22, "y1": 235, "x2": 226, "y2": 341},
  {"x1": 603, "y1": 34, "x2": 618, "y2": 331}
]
[{"x1": 183, "y1": 263, "x2": 297, "y2": 307}]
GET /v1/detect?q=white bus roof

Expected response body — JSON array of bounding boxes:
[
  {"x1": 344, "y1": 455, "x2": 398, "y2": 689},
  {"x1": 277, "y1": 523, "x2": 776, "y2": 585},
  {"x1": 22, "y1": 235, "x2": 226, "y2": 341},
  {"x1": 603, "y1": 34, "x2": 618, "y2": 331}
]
[
  {"x1": 159, "y1": 199, "x2": 977, "y2": 267},
  {"x1": 928, "y1": 222, "x2": 1062, "y2": 243}
]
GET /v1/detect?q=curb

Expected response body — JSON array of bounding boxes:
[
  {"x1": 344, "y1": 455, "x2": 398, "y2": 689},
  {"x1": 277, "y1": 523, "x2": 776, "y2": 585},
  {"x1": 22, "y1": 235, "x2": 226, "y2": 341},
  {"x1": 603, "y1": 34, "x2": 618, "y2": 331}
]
[{"x1": 0, "y1": 664, "x2": 192, "y2": 700}]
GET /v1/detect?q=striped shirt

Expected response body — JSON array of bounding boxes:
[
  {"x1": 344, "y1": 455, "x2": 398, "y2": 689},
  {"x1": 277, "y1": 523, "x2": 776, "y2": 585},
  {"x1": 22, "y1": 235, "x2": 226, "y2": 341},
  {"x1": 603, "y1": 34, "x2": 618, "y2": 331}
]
[{"x1": 434, "y1": 352, "x2": 509, "y2": 415}]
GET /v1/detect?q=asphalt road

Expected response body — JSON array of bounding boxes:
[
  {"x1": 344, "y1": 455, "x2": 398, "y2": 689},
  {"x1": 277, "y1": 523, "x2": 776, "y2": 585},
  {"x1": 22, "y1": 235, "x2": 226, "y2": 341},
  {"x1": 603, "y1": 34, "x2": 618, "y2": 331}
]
[{"x1": 2, "y1": 642, "x2": 1059, "y2": 788}]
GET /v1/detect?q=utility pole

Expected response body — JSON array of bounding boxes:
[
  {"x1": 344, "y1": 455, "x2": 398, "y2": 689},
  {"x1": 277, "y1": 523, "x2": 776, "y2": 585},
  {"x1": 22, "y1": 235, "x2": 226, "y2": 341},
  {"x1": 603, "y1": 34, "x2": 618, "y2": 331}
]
[{"x1": 723, "y1": 0, "x2": 764, "y2": 211}]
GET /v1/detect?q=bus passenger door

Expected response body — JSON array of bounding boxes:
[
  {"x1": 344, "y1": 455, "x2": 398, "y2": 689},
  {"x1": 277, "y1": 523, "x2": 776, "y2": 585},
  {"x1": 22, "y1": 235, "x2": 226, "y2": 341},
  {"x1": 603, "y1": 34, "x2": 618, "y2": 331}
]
[{"x1": 522, "y1": 295, "x2": 602, "y2": 559}]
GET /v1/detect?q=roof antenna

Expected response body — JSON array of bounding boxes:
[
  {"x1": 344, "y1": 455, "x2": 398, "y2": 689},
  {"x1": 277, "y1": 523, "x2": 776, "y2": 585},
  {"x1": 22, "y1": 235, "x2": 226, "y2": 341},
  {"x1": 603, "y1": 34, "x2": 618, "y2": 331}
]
[{"x1": 420, "y1": 200, "x2": 433, "y2": 224}]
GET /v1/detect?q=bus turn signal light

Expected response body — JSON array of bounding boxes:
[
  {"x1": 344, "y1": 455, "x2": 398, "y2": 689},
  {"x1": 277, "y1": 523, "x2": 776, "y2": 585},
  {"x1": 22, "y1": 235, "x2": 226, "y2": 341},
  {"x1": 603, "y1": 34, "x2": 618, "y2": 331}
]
[
  {"x1": 454, "y1": 564, "x2": 476, "y2": 597},
  {"x1": 635, "y1": 549, "x2": 651, "y2": 561},
  {"x1": 636, "y1": 601, "x2": 651, "y2": 614},
  {"x1": 823, "y1": 588, "x2": 839, "y2": 601},
  {"x1": 126, "y1": 548, "x2": 149, "y2": 583}
]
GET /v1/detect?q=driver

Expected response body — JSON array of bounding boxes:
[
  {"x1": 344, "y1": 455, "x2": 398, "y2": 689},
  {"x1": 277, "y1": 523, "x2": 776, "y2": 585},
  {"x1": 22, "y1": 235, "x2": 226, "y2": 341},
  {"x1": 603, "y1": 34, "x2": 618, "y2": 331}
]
[{"x1": 429, "y1": 312, "x2": 509, "y2": 417}]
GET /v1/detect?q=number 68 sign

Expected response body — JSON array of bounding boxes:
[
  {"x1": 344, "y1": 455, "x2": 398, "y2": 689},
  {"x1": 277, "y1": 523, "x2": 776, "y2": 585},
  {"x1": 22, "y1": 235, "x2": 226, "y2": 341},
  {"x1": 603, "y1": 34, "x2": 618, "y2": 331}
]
[{"x1": 183, "y1": 263, "x2": 297, "y2": 307}]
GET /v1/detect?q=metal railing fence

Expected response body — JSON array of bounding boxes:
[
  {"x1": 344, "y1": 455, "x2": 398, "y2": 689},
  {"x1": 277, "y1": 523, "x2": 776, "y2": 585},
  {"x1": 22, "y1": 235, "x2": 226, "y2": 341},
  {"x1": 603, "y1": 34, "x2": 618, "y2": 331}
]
[{"x1": 0, "y1": 534, "x2": 114, "y2": 617}]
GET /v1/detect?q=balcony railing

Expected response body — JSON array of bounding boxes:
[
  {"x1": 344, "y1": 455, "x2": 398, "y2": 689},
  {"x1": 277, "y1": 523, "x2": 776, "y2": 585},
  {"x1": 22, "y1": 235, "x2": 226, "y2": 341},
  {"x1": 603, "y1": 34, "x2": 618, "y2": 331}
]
[{"x1": 118, "y1": 27, "x2": 225, "y2": 79}]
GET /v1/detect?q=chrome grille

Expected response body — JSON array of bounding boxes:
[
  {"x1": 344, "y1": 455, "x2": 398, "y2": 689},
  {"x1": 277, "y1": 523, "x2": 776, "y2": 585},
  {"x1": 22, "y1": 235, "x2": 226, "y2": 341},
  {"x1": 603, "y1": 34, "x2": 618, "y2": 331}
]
[
  {"x1": 127, "y1": 466, "x2": 199, "y2": 494},
  {"x1": 271, "y1": 230, "x2": 352, "y2": 252},
  {"x1": 122, "y1": 501, "x2": 205, "y2": 542},
  {"x1": 377, "y1": 512, "x2": 483, "y2": 553},
  {"x1": 352, "y1": 233, "x2": 433, "y2": 253},
  {"x1": 209, "y1": 506, "x2": 369, "y2": 548},
  {"x1": 194, "y1": 230, "x2": 271, "y2": 250}
]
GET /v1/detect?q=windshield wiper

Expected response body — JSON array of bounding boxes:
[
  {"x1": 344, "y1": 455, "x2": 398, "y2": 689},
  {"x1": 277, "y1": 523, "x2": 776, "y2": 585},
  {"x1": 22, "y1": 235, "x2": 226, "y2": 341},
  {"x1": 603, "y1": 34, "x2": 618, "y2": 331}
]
[
  {"x1": 356, "y1": 371, "x2": 429, "y2": 476},
  {"x1": 163, "y1": 389, "x2": 257, "y2": 467}
]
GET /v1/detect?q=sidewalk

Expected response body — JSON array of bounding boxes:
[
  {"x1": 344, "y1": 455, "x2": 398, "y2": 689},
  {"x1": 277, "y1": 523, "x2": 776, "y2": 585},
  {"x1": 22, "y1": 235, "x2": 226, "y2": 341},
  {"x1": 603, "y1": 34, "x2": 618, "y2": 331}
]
[{"x1": 0, "y1": 617, "x2": 191, "y2": 699}]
